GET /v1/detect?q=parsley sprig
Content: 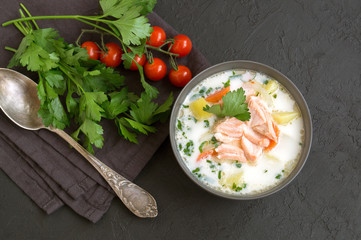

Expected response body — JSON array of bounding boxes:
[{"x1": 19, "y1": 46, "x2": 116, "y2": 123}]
[
  {"x1": 3, "y1": 0, "x2": 158, "y2": 98},
  {"x1": 3, "y1": 2, "x2": 173, "y2": 153},
  {"x1": 203, "y1": 88, "x2": 251, "y2": 121}
]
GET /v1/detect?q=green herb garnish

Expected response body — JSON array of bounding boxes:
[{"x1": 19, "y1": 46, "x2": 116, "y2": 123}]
[
  {"x1": 188, "y1": 116, "x2": 197, "y2": 123},
  {"x1": 177, "y1": 120, "x2": 182, "y2": 131},
  {"x1": 204, "y1": 120, "x2": 210, "y2": 128},
  {"x1": 192, "y1": 168, "x2": 200, "y2": 173},
  {"x1": 275, "y1": 174, "x2": 282, "y2": 179},
  {"x1": 203, "y1": 88, "x2": 250, "y2": 121},
  {"x1": 235, "y1": 163, "x2": 242, "y2": 168},
  {"x1": 199, "y1": 141, "x2": 207, "y2": 153},
  {"x1": 218, "y1": 170, "x2": 222, "y2": 179},
  {"x1": 184, "y1": 140, "x2": 194, "y2": 156},
  {"x1": 223, "y1": 79, "x2": 230, "y2": 88},
  {"x1": 3, "y1": 1, "x2": 174, "y2": 153},
  {"x1": 210, "y1": 136, "x2": 219, "y2": 148},
  {"x1": 205, "y1": 87, "x2": 213, "y2": 95}
]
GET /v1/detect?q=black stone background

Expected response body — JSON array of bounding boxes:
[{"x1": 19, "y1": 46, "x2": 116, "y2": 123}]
[{"x1": 0, "y1": 0, "x2": 360, "y2": 239}]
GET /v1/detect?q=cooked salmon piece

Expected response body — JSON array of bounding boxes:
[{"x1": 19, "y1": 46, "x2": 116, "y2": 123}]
[
  {"x1": 214, "y1": 117, "x2": 245, "y2": 138},
  {"x1": 247, "y1": 96, "x2": 277, "y2": 141},
  {"x1": 240, "y1": 136, "x2": 263, "y2": 162},
  {"x1": 242, "y1": 125, "x2": 270, "y2": 148},
  {"x1": 214, "y1": 132, "x2": 239, "y2": 143},
  {"x1": 215, "y1": 143, "x2": 247, "y2": 162}
]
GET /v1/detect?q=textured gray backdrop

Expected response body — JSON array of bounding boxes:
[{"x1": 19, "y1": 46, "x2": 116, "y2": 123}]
[{"x1": 1, "y1": 0, "x2": 360, "y2": 239}]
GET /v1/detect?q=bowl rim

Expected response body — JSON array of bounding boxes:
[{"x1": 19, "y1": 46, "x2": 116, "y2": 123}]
[{"x1": 169, "y1": 60, "x2": 313, "y2": 200}]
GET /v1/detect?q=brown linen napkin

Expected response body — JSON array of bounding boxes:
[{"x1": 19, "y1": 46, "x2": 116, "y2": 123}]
[{"x1": 0, "y1": 1, "x2": 210, "y2": 223}]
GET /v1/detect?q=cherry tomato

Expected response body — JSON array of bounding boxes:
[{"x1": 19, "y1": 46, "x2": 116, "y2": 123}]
[
  {"x1": 169, "y1": 34, "x2": 192, "y2": 58},
  {"x1": 100, "y1": 43, "x2": 123, "y2": 67},
  {"x1": 147, "y1": 26, "x2": 166, "y2": 47},
  {"x1": 128, "y1": 50, "x2": 146, "y2": 71},
  {"x1": 144, "y1": 58, "x2": 167, "y2": 81},
  {"x1": 169, "y1": 65, "x2": 192, "y2": 87},
  {"x1": 81, "y1": 41, "x2": 100, "y2": 60}
]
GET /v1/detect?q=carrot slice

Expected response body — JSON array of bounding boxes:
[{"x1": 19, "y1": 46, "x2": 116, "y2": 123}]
[
  {"x1": 196, "y1": 149, "x2": 215, "y2": 162},
  {"x1": 205, "y1": 87, "x2": 230, "y2": 103},
  {"x1": 264, "y1": 122, "x2": 280, "y2": 151}
]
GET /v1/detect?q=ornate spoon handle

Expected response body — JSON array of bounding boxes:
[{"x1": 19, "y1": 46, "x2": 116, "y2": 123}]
[{"x1": 50, "y1": 127, "x2": 158, "y2": 218}]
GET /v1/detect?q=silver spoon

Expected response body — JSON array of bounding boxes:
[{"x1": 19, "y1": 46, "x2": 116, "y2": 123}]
[{"x1": 0, "y1": 68, "x2": 157, "y2": 218}]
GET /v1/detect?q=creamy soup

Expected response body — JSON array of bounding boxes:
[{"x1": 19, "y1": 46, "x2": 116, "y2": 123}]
[{"x1": 175, "y1": 69, "x2": 304, "y2": 195}]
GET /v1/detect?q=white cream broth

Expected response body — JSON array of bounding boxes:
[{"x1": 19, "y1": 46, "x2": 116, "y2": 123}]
[{"x1": 175, "y1": 69, "x2": 304, "y2": 195}]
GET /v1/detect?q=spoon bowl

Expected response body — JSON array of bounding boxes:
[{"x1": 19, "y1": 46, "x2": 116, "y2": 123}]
[
  {"x1": 0, "y1": 69, "x2": 43, "y2": 130},
  {"x1": 0, "y1": 68, "x2": 158, "y2": 218}
]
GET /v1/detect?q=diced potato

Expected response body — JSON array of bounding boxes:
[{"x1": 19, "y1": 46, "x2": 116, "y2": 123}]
[
  {"x1": 189, "y1": 98, "x2": 213, "y2": 120},
  {"x1": 264, "y1": 80, "x2": 279, "y2": 94},
  {"x1": 220, "y1": 171, "x2": 244, "y2": 189},
  {"x1": 272, "y1": 112, "x2": 300, "y2": 125}
]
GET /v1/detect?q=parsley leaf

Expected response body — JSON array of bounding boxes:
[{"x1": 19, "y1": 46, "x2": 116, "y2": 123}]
[
  {"x1": 153, "y1": 92, "x2": 174, "y2": 116},
  {"x1": 123, "y1": 117, "x2": 156, "y2": 135},
  {"x1": 79, "y1": 92, "x2": 108, "y2": 122},
  {"x1": 130, "y1": 92, "x2": 158, "y2": 125},
  {"x1": 72, "y1": 118, "x2": 104, "y2": 153},
  {"x1": 115, "y1": 117, "x2": 138, "y2": 144},
  {"x1": 20, "y1": 42, "x2": 59, "y2": 72},
  {"x1": 204, "y1": 88, "x2": 251, "y2": 121},
  {"x1": 102, "y1": 88, "x2": 130, "y2": 119},
  {"x1": 101, "y1": 1, "x2": 153, "y2": 45}
]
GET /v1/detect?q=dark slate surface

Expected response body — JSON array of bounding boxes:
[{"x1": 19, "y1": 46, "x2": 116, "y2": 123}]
[{"x1": 1, "y1": 0, "x2": 360, "y2": 239}]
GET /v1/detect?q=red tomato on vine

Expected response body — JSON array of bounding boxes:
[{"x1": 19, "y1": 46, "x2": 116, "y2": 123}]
[
  {"x1": 144, "y1": 58, "x2": 167, "y2": 81},
  {"x1": 169, "y1": 65, "x2": 192, "y2": 87},
  {"x1": 100, "y1": 42, "x2": 123, "y2": 68},
  {"x1": 169, "y1": 34, "x2": 192, "y2": 58},
  {"x1": 147, "y1": 26, "x2": 166, "y2": 47},
  {"x1": 126, "y1": 49, "x2": 146, "y2": 71},
  {"x1": 81, "y1": 41, "x2": 100, "y2": 60}
]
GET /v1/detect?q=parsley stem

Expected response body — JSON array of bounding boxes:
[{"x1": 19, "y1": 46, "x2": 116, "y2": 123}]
[
  {"x1": 3, "y1": 15, "x2": 119, "y2": 41},
  {"x1": 4, "y1": 46, "x2": 17, "y2": 52},
  {"x1": 58, "y1": 64, "x2": 85, "y2": 94},
  {"x1": 19, "y1": 10, "x2": 32, "y2": 32},
  {"x1": 2, "y1": 15, "x2": 79, "y2": 26},
  {"x1": 13, "y1": 22, "x2": 27, "y2": 36},
  {"x1": 75, "y1": 18, "x2": 119, "y2": 39},
  {"x1": 20, "y1": 3, "x2": 39, "y2": 30}
]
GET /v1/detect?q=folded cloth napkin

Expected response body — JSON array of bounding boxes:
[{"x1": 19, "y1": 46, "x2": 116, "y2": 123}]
[{"x1": 0, "y1": 2, "x2": 210, "y2": 223}]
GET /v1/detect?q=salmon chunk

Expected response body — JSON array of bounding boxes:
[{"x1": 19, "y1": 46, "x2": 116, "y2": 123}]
[
  {"x1": 247, "y1": 96, "x2": 277, "y2": 141},
  {"x1": 215, "y1": 144, "x2": 247, "y2": 162},
  {"x1": 214, "y1": 132, "x2": 239, "y2": 143},
  {"x1": 242, "y1": 125, "x2": 270, "y2": 148},
  {"x1": 214, "y1": 117, "x2": 245, "y2": 138},
  {"x1": 240, "y1": 136, "x2": 263, "y2": 162}
]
